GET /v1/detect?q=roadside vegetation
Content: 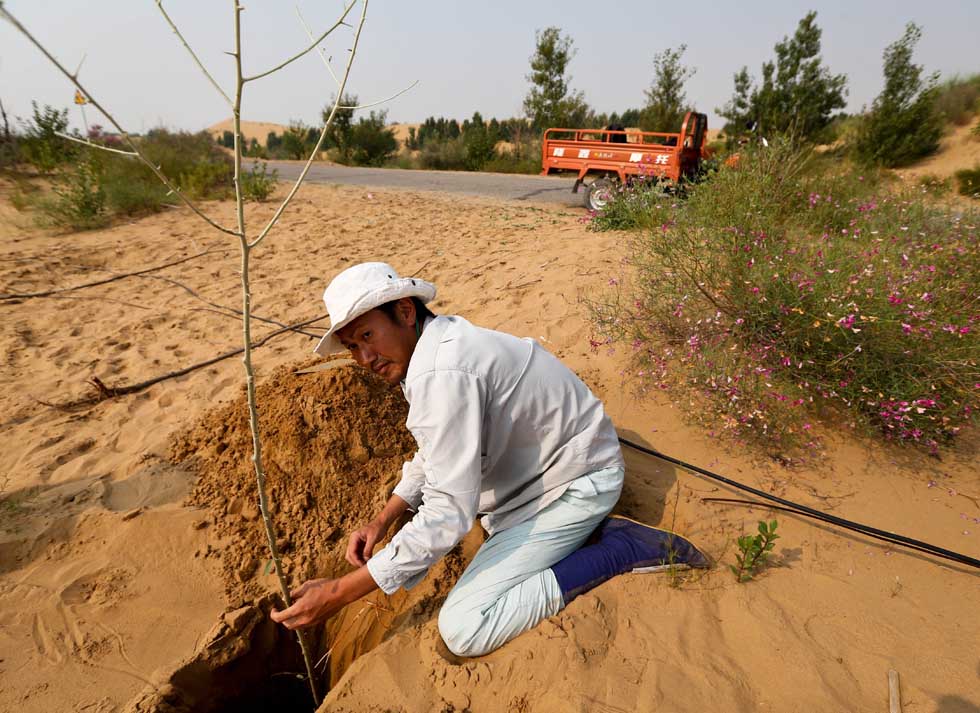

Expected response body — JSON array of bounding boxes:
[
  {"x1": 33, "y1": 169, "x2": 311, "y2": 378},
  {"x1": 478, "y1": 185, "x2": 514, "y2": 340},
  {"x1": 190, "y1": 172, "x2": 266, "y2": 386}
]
[
  {"x1": 585, "y1": 141, "x2": 978, "y2": 457},
  {"x1": 1, "y1": 104, "x2": 277, "y2": 231}
]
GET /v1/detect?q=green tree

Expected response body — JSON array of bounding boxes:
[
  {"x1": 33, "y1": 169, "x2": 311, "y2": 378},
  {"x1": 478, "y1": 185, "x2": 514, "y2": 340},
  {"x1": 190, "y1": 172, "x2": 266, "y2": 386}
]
[
  {"x1": 719, "y1": 67, "x2": 754, "y2": 138},
  {"x1": 462, "y1": 111, "x2": 496, "y2": 170},
  {"x1": 279, "y1": 121, "x2": 311, "y2": 160},
  {"x1": 640, "y1": 45, "x2": 695, "y2": 132},
  {"x1": 221, "y1": 129, "x2": 235, "y2": 148},
  {"x1": 853, "y1": 23, "x2": 943, "y2": 167},
  {"x1": 349, "y1": 110, "x2": 397, "y2": 166},
  {"x1": 523, "y1": 27, "x2": 591, "y2": 131},
  {"x1": 718, "y1": 12, "x2": 847, "y2": 142},
  {"x1": 322, "y1": 93, "x2": 357, "y2": 162}
]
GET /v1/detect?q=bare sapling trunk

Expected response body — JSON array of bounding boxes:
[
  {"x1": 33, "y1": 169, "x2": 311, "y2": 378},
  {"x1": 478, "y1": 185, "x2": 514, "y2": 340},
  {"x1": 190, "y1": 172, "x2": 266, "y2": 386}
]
[{"x1": 1, "y1": 0, "x2": 380, "y2": 705}]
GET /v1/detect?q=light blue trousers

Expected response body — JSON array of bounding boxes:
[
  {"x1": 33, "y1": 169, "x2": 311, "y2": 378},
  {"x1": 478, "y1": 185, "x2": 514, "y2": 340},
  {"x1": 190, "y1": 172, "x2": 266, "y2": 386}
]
[{"x1": 437, "y1": 466, "x2": 624, "y2": 657}]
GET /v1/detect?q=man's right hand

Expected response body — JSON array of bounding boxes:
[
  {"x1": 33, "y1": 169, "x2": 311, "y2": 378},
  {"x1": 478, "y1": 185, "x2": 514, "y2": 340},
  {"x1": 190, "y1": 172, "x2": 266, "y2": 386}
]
[{"x1": 346, "y1": 519, "x2": 388, "y2": 567}]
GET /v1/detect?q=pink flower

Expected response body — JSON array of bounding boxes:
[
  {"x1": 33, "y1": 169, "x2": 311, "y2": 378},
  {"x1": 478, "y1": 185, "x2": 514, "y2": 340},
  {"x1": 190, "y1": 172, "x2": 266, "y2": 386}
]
[
  {"x1": 888, "y1": 293, "x2": 903, "y2": 305},
  {"x1": 901, "y1": 323, "x2": 912, "y2": 334}
]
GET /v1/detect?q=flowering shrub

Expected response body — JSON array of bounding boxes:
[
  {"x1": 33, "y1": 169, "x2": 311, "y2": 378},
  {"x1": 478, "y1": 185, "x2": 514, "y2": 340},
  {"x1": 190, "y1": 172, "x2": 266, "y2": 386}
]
[{"x1": 586, "y1": 140, "x2": 979, "y2": 455}]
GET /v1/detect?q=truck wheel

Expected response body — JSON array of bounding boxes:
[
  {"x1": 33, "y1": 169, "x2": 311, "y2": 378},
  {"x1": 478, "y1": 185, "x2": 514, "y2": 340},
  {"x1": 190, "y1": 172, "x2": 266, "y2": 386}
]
[{"x1": 583, "y1": 177, "x2": 615, "y2": 211}]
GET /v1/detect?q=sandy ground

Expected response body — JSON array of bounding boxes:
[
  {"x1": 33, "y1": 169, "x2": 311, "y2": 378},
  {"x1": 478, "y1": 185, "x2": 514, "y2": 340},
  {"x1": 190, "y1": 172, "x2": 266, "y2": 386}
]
[
  {"x1": 0, "y1": 180, "x2": 978, "y2": 712},
  {"x1": 899, "y1": 118, "x2": 980, "y2": 180}
]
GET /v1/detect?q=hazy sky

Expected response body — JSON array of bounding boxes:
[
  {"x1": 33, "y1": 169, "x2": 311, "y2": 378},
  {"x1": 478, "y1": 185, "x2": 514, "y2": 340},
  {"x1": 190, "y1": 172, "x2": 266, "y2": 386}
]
[{"x1": 2, "y1": 1, "x2": 978, "y2": 135}]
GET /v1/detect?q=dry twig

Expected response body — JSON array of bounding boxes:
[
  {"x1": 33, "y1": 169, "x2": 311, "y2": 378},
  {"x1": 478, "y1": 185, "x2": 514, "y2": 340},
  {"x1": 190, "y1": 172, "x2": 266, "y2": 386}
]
[{"x1": 0, "y1": 248, "x2": 227, "y2": 301}]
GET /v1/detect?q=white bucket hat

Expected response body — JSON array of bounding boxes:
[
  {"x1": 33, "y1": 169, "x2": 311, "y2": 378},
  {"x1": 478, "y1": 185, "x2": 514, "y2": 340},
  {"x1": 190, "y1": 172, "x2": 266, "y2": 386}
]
[{"x1": 313, "y1": 262, "x2": 437, "y2": 356}]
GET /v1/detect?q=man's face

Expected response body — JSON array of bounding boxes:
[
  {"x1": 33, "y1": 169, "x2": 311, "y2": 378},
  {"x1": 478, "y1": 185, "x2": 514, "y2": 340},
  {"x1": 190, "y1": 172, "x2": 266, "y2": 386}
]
[{"x1": 336, "y1": 300, "x2": 417, "y2": 385}]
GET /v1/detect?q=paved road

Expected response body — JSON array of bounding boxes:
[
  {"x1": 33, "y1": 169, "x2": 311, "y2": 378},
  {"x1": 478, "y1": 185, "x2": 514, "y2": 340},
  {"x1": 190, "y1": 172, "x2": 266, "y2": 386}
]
[{"x1": 266, "y1": 161, "x2": 584, "y2": 208}]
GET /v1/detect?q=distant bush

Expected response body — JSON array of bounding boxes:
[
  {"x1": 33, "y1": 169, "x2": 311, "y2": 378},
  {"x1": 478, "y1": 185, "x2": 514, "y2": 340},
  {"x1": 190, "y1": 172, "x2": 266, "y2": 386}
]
[
  {"x1": 956, "y1": 165, "x2": 980, "y2": 199},
  {"x1": 853, "y1": 24, "x2": 943, "y2": 168},
  {"x1": 35, "y1": 155, "x2": 106, "y2": 230},
  {"x1": 349, "y1": 110, "x2": 397, "y2": 167},
  {"x1": 934, "y1": 74, "x2": 980, "y2": 126},
  {"x1": 21, "y1": 127, "x2": 234, "y2": 227},
  {"x1": 418, "y1": 137, "x2": 467, "y2": 171},
  {"x1": 482, "y1": 149, "x2": 540, "y2": 175},
  {"x1": 241, "y1": 162, "x2": 278, "y2": 201},
  {"x1": 586, "y1": 140, "x2": 979, "y2": 456},
  {"x1": 19, "y1": 102, "x2": 76, "y2": 172}
]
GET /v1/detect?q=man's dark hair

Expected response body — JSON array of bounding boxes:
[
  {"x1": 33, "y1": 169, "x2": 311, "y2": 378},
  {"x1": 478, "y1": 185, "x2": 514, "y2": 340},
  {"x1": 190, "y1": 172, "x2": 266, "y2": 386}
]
[{"x1": 378, "y1": 296, "x2": 435, "y2": 326}]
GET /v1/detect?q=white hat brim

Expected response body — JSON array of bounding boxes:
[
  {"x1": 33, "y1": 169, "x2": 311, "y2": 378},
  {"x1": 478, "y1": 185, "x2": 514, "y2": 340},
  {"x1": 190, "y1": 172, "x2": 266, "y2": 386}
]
[{"x1": 312, "y1": 277, "x2": 436, "y2": 356}]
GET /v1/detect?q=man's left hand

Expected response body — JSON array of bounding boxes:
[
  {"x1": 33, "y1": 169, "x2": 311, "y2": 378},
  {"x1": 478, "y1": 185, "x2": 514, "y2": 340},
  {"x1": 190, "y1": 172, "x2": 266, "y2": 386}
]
[{"x1": 270, "y1": 567, "x2": 379, "y2": 630}]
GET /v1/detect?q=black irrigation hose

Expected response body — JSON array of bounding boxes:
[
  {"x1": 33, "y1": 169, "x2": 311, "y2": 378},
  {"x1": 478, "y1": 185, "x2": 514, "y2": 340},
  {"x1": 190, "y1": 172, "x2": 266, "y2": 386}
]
[{"x1": 617, "y1": 436, "x2": 980, "y2": 571}]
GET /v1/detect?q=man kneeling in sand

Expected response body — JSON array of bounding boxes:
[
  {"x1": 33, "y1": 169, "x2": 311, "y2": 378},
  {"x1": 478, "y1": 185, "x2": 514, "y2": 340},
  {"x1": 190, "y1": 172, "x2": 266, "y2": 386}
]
[{"x1": 271, "y1": 262, "x2": 707, "y2": 656}]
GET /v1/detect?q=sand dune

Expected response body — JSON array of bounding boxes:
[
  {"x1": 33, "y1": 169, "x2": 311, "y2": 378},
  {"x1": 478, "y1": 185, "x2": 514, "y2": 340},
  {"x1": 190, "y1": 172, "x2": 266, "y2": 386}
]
[{"x1": 206, "y1": 118, "x2": 290, "y2": 146}]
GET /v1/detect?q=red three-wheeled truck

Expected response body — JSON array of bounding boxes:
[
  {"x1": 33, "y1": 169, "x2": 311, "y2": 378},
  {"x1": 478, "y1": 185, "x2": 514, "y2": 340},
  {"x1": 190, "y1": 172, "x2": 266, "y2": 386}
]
[{"x1": 540, "y1": 111, "x2": 710, "y2": 211}]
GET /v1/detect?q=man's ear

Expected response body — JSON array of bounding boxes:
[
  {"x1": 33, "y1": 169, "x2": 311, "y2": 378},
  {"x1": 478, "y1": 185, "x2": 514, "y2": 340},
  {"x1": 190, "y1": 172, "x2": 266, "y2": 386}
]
[{"x1": 396, "y1": 297, "x2": 417, "y2": 327}]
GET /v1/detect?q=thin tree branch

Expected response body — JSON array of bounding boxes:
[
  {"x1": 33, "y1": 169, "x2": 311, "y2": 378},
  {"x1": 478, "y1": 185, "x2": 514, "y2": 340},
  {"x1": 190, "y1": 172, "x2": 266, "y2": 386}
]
[
  {"x1": 336, "y1": 81, "x2": 418, "y2": 110},
  {"x1": 154, "y1": 0, "x2": 233, "y2": 107},
  {"x1": 138, "y1": 271, "x2": 322, "y2": 337},
  {"x1": 248, "y1": 0, "x2": 368, "y2": 249},
  {"x1": 243, "y1": 0, "x2": 356, "y2": 83},
  {"x1": 55, "y1": 131, "x2": 138, "y2": 157},
  {"x1": 0, "y1": 248, "x2": 228, "y2": 301},
  {"x1": 295, "y1": 7, "x2": 343, "y2": 87},
  {"x1": 296, "y1": 5, "x2": 417, "y2": 109},
  {"x1": 54, "y1": 313, "x2": 328, "y2": 407},
  {"x1": 0, "y1": 5, "x2": 240, "y2": 237}
]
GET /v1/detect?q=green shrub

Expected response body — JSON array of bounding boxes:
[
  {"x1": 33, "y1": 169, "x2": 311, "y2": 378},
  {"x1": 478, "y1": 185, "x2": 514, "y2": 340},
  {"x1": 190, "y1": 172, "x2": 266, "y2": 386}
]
[
  {"x1": 956, "y1": 165, "x2": 980, "y2": 199},
  {"x1": 586, "y1": 140, "x2": 979, "y2": 455},
  {"x1": 241, "y1": 162, "x2": 278, "y2": 201},
  {"x1": 101, "y1": 163, "x2": 169, "y2": 215},
  {"x1": 179, "y1": 160, "x2": 233, "y2": 200},
  {"x1": 19, "y1": 102, "x2": 75, "y2": 172},
  {"x1": 35, "y1": 156, "x2": 106, "y2": 230},
  {"x1": 853, "y1": 24, "x2": 943, "y2": 168},
  {"x1": 349, "y1": 110, "x2": 397, "y2": 167},
  {"x1": 482, "y1": 145, "x2": 541, "y2": 174},
  {"x1": 587, "y1": 177, "x2": 674, "y2": 231},
  {"x1": 418, "y1": 137, "x2": 467, "y2": 171},
  {"x1": 385, "y1": 151, "x2": 416, "y2": 170}
]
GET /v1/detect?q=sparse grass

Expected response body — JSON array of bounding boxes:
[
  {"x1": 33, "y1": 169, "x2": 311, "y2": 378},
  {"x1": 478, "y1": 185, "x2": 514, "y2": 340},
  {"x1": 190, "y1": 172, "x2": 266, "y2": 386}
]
[
  {"x1": 955, "y1": 165, "x2": 980, "y2": 199},
  {"x1": 935, "y1": 74, "x2": 980, "y2": 126},
  {"x1": 585, "y1": 140, "x2": 979, "y2": 456},
  {"x1": 918, "y1": 173, "x2": 952, "y2": 198}
]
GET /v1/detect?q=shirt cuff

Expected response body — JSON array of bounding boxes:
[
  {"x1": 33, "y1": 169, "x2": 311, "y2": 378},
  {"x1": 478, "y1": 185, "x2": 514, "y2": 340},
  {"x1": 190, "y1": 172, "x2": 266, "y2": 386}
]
[
  {"x1": 366, "y1": 543, "x2": 430, "y2": 595},
  {"x1": 393, "y1": 474, "x2": 424, "y2": 509}
]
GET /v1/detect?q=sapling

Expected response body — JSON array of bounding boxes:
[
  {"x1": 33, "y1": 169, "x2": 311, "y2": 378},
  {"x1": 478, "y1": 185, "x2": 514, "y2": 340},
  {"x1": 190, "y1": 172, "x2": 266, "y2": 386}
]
[
  {"x1": 0, "y1": 0, "x2": 386, "y2": 705},
  {"x1": 730, "y1": 519, "x2": 779, "y2": 582}
]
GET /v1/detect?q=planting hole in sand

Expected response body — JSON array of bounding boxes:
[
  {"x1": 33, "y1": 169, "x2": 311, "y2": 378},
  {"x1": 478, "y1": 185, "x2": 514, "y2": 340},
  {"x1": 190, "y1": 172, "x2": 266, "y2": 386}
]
[{"x1": 129, "y1": 360, "x2": 477, "y2": 709}]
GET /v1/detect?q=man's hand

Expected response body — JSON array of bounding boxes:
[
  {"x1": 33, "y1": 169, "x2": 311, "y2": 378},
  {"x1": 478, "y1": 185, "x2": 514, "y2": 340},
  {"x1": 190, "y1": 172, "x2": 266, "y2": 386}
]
[
  {"x1": 271, "y1": 567, "x2": 378, "y2": 630},
  {"x1": 346, "y1": 519, "x2": 388, "y2": 567}
]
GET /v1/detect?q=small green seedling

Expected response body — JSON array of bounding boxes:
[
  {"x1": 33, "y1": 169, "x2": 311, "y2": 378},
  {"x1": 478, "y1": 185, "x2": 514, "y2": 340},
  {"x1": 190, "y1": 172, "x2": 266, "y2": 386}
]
[{"x1": 730, "y1": 519, "x2": 779, "y2": 582}]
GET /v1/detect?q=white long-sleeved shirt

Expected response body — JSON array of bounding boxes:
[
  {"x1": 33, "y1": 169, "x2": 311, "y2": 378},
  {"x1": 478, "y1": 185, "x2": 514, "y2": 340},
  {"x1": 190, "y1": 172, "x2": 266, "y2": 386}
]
[{"x1": 366, "y1": 315, "x2": 624, "y2": 594}]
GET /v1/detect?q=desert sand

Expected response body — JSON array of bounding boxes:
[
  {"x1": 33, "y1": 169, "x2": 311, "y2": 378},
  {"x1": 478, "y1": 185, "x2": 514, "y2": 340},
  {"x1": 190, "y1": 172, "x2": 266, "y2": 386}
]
[
  {"x1": 1, "y1": 178, "x2": 978, "y2": 713},
  {"x1": 206, "y1": 119, "x2": 290, "y2": 146}
]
